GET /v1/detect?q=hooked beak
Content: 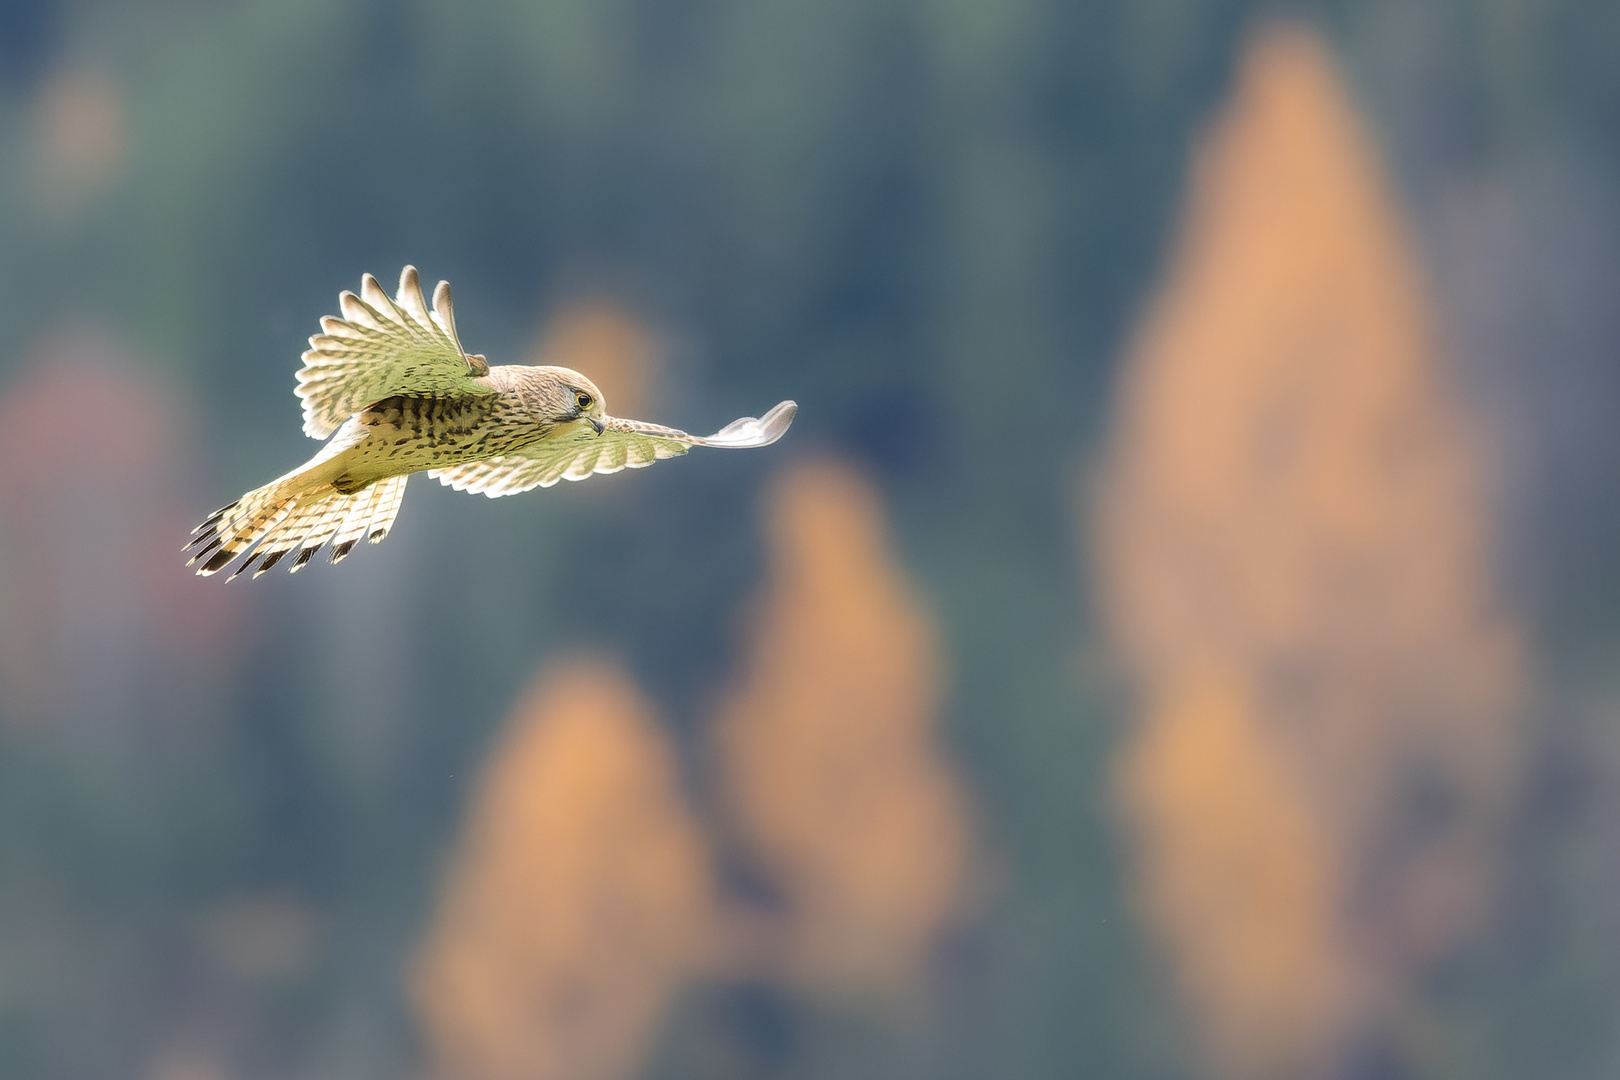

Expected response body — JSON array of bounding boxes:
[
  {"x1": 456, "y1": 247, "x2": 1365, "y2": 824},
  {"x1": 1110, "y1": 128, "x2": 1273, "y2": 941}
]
[{"x1": 586, "y1": 416, "x2": 604, "y2": 435}]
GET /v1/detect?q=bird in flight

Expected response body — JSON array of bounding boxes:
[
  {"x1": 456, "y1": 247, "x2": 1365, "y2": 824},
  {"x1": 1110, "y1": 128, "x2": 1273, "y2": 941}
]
[{"x1": 186, "y1": 266, "x2": 796, "y2": 579}]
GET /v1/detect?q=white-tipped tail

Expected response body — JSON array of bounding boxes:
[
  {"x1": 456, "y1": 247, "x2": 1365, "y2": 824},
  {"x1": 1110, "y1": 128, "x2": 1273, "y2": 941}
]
[{"x1": 185, "y1": 473, "x2": 408, "y2": 579}]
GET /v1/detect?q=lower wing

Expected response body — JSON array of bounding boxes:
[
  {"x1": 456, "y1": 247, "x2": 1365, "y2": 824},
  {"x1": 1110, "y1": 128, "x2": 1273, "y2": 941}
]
[{"x1": 428, "y1": 400, "x2": 797, "y2": 497}]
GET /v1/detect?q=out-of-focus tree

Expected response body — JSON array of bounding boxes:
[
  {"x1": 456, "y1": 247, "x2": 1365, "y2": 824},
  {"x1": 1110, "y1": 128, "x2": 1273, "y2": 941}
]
[
  {"x1": 1095, "y1": 24, "x2": 1522, "y2": 1079},
  {"x1": 714, "y1": 459, "x2": 971, "y2": 997},
  {"x1": 0, "y1": 331, "x2": 239, "y2": 737},
  {"x1": 1, "y1": 0, "x2": 1616, "y2": 1075},
  {"x1": 1119, "y1": 671, "x2": 1345, "y2": 1077},
  {"x1": 411, "y1": 656, "x2": 713, "y2": 1080}
]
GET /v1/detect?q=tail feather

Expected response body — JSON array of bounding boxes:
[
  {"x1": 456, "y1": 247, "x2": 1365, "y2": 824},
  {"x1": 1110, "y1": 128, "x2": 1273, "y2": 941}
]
[
  {"x1": 275, "y1": 490, "x2": 354, "y2": 575},
  {"x1": 286, "y1": 474, "x2": 405, "y2": 573},
  {"x1": 370, "y1": 475, "x2": 406, "y2": 542},
  {"x1": 186, "y1": 492, "x2": 299, "y2": 575},
  {"x1": 329, "y1": 481, "x2": 386, "y2": 564},
  {"x1": 188, "y1": 472, "x2": 409, "y2": 579},
  {"x1": 235, "y1": 501, "x2": 318, "y2": 578}
]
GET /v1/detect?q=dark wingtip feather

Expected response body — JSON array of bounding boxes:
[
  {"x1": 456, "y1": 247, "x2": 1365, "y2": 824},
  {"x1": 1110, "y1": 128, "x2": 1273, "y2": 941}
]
[
  {"x1": 199, "y1": 546, "x2": 239, "y2": 576},
  {"x1": 253, "y1": 548, "x2": 290, "y2": 578},
  {"x1": 186, "y1": 537, "x2": 224, "y2": 566},
  {"x1": 227, "y1": 552, "x2": 263, "y2": 582},
  {"x1": 190, "y1": 502, "x2": 237, "y2": 536},
  {"x1": 330, "y1": 539, "x2": 358, "y2": 564}
]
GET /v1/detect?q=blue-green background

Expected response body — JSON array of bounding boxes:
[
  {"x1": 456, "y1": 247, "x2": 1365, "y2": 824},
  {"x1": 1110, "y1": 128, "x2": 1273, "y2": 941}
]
[{"x1": 2, "y1": 1, "x2": 1619, "y2": 1077}]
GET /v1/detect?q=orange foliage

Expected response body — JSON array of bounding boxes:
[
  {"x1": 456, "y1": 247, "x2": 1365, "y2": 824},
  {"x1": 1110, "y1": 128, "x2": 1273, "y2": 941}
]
[
  {"x1": 1120, "y1": 672, "x2": 1351, "y2": 1078},
  {"x1": 1096, "y1": 24, "x2": 1521, "y2": 1079},
  {"x1": 528, "y1": 300, "x2": 660, "y2": 420},
  {"x1": 411, "y1": 657, "x2": 713, "y2": 1080},
  {"x1": 714, "y1": 460, "x2": 969, "y2": 995}
]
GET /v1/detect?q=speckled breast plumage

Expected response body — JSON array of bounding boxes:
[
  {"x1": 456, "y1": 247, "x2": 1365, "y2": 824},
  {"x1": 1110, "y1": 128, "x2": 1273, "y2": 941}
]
[{"x1": 331, "y1": 391, "x2": 543, "y2": 493}]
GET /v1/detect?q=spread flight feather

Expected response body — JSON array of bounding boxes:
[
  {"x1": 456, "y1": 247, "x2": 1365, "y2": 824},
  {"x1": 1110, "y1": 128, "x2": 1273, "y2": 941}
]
[{"x1": 186, "y1": 266, "x2": 795, "y2": 577}]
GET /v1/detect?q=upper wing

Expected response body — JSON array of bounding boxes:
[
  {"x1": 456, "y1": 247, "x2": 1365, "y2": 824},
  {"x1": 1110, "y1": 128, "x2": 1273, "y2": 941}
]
[
  {"x1": 295, "y1": 266, "x2": 496, "y2": 438},
  {"x1": 429, "y1": 400, "x2": 798, "y2": 497}
]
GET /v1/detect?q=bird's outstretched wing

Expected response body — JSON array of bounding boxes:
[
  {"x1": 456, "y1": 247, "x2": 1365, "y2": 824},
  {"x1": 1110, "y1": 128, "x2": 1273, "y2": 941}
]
[
  {"x1": 295, "y1": 266, "x2": 495, "y2": 438},
  {"x1": 429, "y1": 400, "x2": 798, "y2": 497}
]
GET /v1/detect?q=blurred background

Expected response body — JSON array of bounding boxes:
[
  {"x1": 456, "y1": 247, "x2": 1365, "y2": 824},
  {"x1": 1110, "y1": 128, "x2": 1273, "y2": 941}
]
[{"x1": 1, "y1": 1, "x2": 1618, "y2": 1078}]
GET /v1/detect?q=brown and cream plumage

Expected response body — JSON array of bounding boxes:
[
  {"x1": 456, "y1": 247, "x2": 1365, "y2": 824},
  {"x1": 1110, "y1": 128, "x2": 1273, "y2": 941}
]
[{"x1": 185, "y1": 266, "x2": 796, "y2": 579}]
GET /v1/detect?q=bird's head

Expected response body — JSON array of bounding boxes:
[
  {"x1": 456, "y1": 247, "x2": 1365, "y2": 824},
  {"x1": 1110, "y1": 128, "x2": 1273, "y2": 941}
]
[{"x1": 533, "y1": 366, "x2": 608, "y2": 435}]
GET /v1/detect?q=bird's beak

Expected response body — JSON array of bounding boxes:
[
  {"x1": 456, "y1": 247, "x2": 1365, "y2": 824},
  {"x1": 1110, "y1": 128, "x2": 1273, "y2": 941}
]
[{"x1": 587, "y1": 417, "x2": 605, "y2": 435}]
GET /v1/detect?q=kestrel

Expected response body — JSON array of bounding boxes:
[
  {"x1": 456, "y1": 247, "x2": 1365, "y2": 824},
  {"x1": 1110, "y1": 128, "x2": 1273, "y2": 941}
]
[{"x1": 186, "y1": 267, "x2": 796, "y2": 579}]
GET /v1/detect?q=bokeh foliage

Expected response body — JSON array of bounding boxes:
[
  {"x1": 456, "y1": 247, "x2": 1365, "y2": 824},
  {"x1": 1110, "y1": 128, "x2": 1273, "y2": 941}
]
[{"x1": 1, "y1": 1, "x2": 1619, "y2": 1078}]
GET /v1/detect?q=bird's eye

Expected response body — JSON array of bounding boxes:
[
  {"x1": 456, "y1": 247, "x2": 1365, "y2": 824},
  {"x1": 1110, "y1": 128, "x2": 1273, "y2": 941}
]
[{"x1": 575, "y1": 392, "x2": 593, "y2": 410}]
